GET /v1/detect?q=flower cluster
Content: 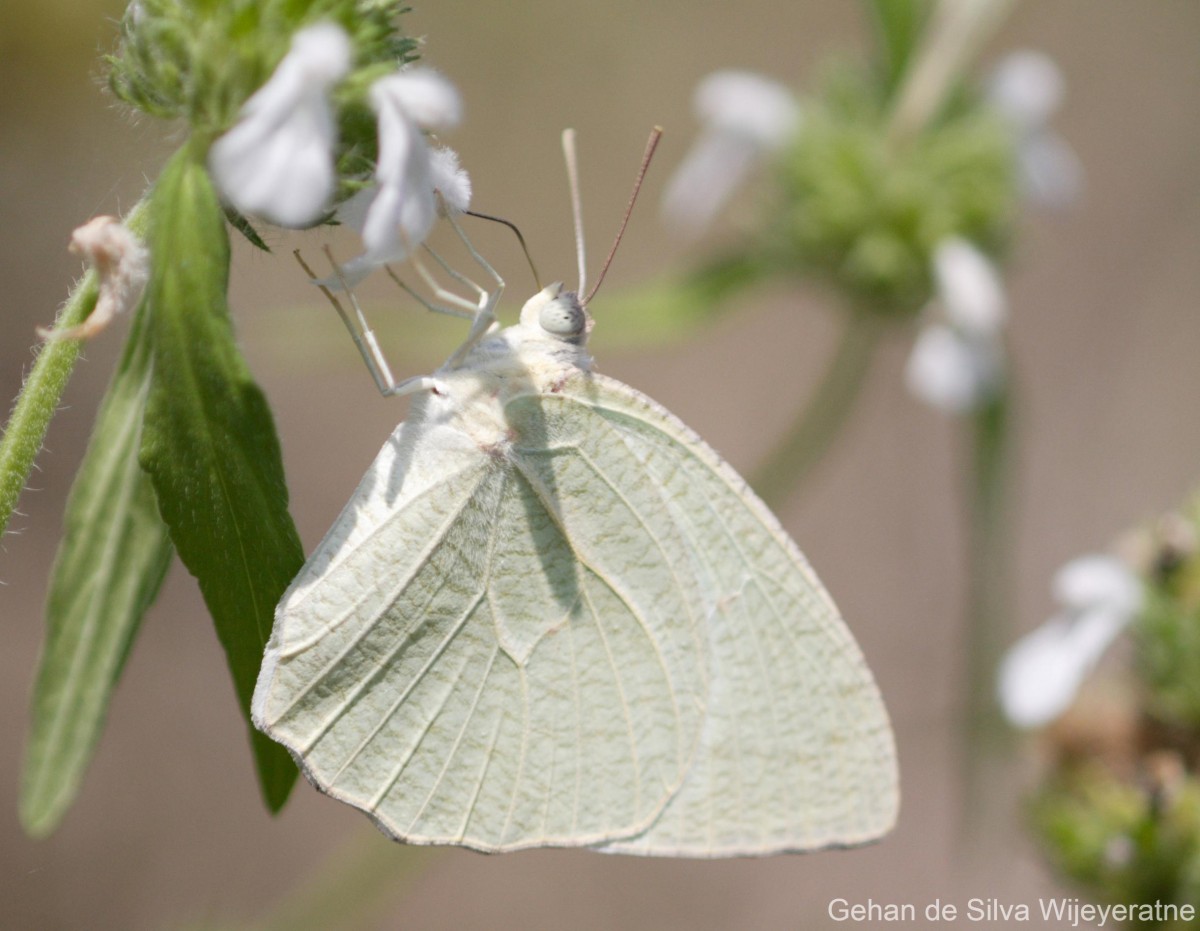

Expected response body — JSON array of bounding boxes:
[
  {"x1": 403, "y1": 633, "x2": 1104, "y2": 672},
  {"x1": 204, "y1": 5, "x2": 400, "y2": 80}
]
[
  {"x1": 1005, "y1": 505, "x2": 1200, "y2": 913},
  {"x1": 206, "y1": 22, "x2": 471, "y2": 280},
  {"x1": 109, "y1": 2, "x2": 471, "y2": 285},
  {"x1": 997, "y1": 502, "x2": 1200, "y2": 733},
  {"x1": 661, "y1": 50, "x2": 1078, "y2": 415},
  {"x1": 904, "y1": 238, "x2": 1006, "y2": 413}
]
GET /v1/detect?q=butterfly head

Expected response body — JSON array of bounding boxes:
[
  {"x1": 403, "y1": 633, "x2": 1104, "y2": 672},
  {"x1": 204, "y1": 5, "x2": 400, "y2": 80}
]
[{"x1": 519, "y1": 282, "x2": 592, "y2": 345}]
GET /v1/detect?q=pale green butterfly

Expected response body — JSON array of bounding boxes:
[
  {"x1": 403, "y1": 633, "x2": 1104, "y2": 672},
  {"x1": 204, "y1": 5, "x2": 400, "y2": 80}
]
[{"x1": 252, "y1": 131, "x2": 898, "y2": 856}]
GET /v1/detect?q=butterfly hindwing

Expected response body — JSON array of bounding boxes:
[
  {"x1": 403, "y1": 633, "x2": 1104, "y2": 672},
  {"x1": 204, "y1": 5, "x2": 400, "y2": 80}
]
[{"x1": 540, "y1": 374, "x2": 899, "y2": 854}]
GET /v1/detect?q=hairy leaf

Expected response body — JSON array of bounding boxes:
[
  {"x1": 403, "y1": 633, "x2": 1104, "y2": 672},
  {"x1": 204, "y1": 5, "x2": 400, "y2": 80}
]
[
  {"x1": 139, "y1": 149, "x2": 301, "y2": 810},
  {"x1": 20, "y1": 298, "x2": 174, "y2": 837}
]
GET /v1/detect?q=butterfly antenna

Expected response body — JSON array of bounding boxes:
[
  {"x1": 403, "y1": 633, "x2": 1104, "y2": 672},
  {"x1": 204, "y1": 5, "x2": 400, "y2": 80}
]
[
  {"x1": 583, "y1": 126, "x2": 663, "y2": 307},
  {"x1": 465, "y1": 209, "x2": 542, "y2": 291},
  {"x1": 561, "y1": 128, "x2": 588, "y2": 298}
]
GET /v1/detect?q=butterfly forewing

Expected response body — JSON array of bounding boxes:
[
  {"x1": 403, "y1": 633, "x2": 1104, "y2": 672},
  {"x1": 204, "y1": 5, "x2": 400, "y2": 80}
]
[{"x1": 255, "y1": 404, "x2": 710, "y2": 851}]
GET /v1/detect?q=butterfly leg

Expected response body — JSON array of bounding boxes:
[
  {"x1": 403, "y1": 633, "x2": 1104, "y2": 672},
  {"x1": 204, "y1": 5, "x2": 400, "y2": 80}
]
[
  {"x1": 382, "y1": 265, "x2": 473, "y2": 320},
  {"x1": 438, "y1": 203, "x2": 507, "y2": 368},
  {"x1": 382, "y1": 199, "x2": 508, "y2": 370},
  {"x1": 395, "y1": 248, "x2": 495, "y2": 373},
  {"x1": 297, "y1": 249, "x2": 443, "y2": 399}
]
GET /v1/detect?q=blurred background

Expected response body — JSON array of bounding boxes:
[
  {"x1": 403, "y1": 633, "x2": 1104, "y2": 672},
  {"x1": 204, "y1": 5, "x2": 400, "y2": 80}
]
[{"x1": 2, "y1": 1, "x2": 1199, "y2": 928}]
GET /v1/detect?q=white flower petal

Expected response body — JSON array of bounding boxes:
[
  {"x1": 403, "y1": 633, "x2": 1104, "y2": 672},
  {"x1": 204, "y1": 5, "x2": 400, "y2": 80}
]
[
  {"x1": 349, "y1": 138, "x2": 436, "y2": 268},
  {"x1": 933, "y1": 238, "x2": 1007, "y2": 335},
  {"x1": 986, "y1": 51, "x2": 1082, "y2": 210},
  {"x1": 209, "y1": 22, "x2": 350, "y2": 227},
  {"x1": 1053, "y1": 554, "x2": 1143, "y2": 616},
  {"x1": 998, "y1": 607, "x2": 1129, "y2": 729},
  {"x1": 430, "y1": 147, "x2": 472, "y2": 214},
  {"x1": 661, "y1": 131, "x2": 761, "y2": 235},
  {"x1": 998, "y1": 552, "x2": 1142, "y2": 729},
  {"x1": 905, "y1": 323, "x2": 1000, "y2": 413},
  {"x1": 336, "y1": 70, "x2": 467, "y2": 284},
  {"x1": 335, "y1": 186, "x2": 374, "y2": 235},
  {"x1": 371, "y1": 86, "x2": 419, "y2": 190},
  {"x1": 371, "y1": 69, "x2": 462, "y2": 132},
  {"x1": 376, "y1": 126, "x2": 436, "y2": 251},
  {"x1": 1017, "y1": 131, "x2": 1084, "y2": 208},
  {"x1": 660, "y1": 70, "x2": 799, "y2": 238},
  {"x1": 694, "y1": 70, "x2": 801, "y2": 149},
  {"x1": 334, "y1": 70, "x2": 468, "y2": 286},
  {"x1": 988, "y1": 50, "x2": 1065, "y2": 132},
  {"x1": 286, "y1": 21, "x2": 355, "y2": 85}
]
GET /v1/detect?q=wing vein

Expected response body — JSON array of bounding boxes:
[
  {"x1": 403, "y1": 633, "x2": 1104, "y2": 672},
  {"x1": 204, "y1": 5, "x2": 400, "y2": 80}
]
[
  {"x1": 579, "y1": 572, "x2": 642, "y2": 823},
  {"x1": 511, "y1": 449, "x2": 691, "y2": 767},
  {"x1": 405, "y1": 644, "x2": 502, "y2": 835},
  {"x1": 280, "y1": 466, "x2": 486, "y2": 660},
  {"x1": 329, "y1": 586, "x2": 487, "y2": 788}
]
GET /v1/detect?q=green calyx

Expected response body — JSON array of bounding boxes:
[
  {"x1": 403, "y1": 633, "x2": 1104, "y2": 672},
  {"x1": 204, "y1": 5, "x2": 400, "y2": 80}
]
[
  {"x1": 1032, "y1": 764, "x2": 1200, "y2": 919},
  {"x1": 1136, "y1": 502, "x2": 1200, "y2": 732},
  {"x1": 107, "y1": 0, "x2": 416, "y2": 171},
  {"x1": 768, "y1": 65, "x2": 1017, "y2": 318}
]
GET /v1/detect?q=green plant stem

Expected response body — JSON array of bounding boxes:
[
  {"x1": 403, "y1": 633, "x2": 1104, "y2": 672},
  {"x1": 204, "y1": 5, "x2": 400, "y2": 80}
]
[
  {"x1": 0, "y1": 199, "x2": 149, "y2": 538},
  {"x1": 885, "y1": 0, "x2": 1014, "y2": 148},
  {"x1": 865, "y1": 0, "x2": 932, "y2": 95},
  {"x1": 751, "y1": 311, "x2": 885, "y2": 510},
  {"x1": 257, "y1": 831, "x2": 432, "y2": 931},
  {"x1": 961, "y1": 386, "x2": 1014, "y2": 845}
]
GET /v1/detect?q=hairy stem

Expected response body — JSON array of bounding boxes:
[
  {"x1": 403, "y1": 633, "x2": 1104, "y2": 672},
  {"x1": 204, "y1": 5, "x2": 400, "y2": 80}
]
[
  {"x1": 0, "y1": 200, "x2": 150, "y2": 538},
  {"x1": 885, "y1": 0, "x2": 1015, "y2": 148}
]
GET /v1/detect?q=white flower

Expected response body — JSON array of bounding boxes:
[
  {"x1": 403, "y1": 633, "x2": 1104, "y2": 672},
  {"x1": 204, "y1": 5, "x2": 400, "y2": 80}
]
[
  {"x1": 933, "y1": 237, "x2": 1006, "y2": 335},
  {"x1": 1054, "y1": 554, "x2": 1143, "y2": 617},
  {"x1": 905, "y1": 239, "x2": 1006, "y2": 413},
  {"x1": 998, "y1": 555, "x2": 1143, "y2": 729},
  {"x1": 905, "y1": 323, "x2": 1001, "y2": 414},
  {"x1": 987, "y1": 50, "x2": 1082, "y2": 208},
  {"x1": 337, "y1": 69, "x2": 465, "y2": 284},
  {"x1": 209, "y1": 22, "x2": 351, "y2": 227},
  {"x1": 661, "y1": 70, "x2": 800, "y2": 236}
]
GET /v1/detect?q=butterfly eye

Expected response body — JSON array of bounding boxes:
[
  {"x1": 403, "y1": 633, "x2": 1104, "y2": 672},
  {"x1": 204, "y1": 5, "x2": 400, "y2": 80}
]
[{"x1": 538, "y1": 294, "x2": 586, "y2": 339}]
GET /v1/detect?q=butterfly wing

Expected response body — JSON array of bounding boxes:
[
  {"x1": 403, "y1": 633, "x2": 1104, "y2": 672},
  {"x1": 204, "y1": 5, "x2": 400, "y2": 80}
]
[
  {"x1": 255, "y1": 368, "x2": 896, "y2": 856},
  {"x1": 252, "y1": 412, "x2": 710, "y2": 852},
  {"x1": 515, "y1": 374, "x2": 898, "y2": 855}
]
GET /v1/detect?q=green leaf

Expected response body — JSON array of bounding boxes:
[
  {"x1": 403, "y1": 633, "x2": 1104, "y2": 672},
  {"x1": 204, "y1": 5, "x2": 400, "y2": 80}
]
[
  {"x1": 139, "y1": 148, "x2": 302, "y2": 810},
  {"x1": 19, "y1": 297, "x2": 174, "y2": 838},
  {"x1": 224, "y1": 206, "x2": 272, "y2": 253},
  {"x1": 864, "y1": 0, "x2": 931, "y2": 96}
]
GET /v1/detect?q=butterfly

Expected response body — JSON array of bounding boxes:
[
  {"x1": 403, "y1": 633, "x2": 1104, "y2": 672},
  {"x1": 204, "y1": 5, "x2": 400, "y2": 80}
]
[{"x1": 252, "y1": 132, "x2": 898, "y2": 856}]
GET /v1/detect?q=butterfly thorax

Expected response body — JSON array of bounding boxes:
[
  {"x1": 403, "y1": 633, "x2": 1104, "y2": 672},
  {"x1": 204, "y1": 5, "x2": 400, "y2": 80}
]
[{"x1": 416, "y1": 283, "x2": 594, "y2": 456}]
